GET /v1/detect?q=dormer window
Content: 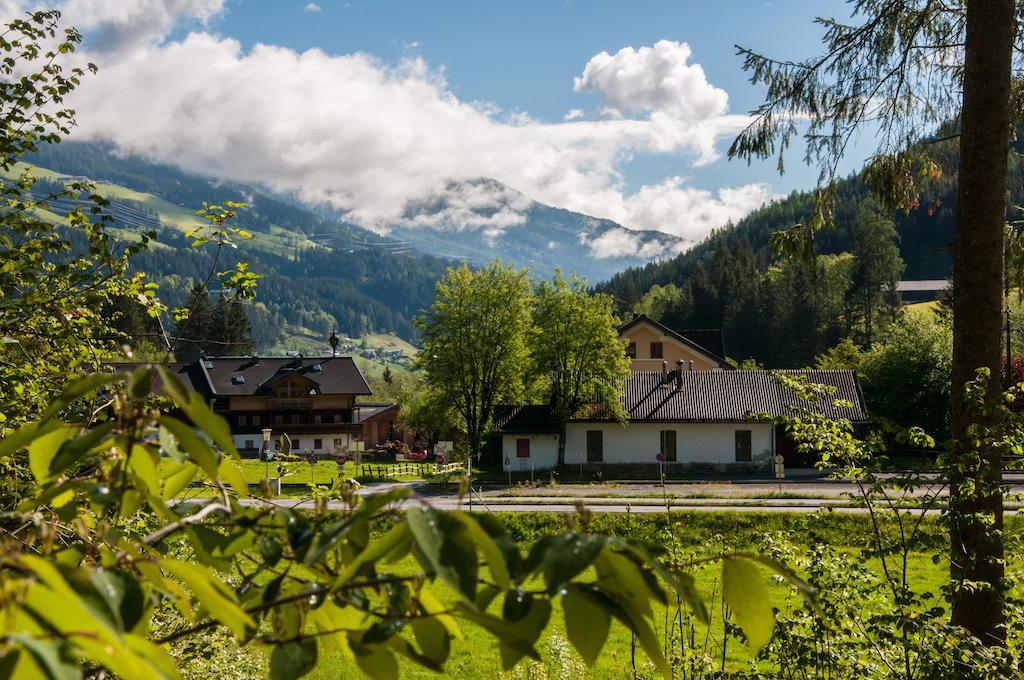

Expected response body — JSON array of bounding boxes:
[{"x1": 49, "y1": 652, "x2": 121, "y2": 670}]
[{"x1": 273, "y1": 379, "x2": 311, "y2": 398}]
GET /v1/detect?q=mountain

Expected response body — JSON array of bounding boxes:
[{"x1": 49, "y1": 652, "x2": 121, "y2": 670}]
[
  {"x1": 386, "y1": 178, "x2": 683, "y2": 283},
  {"x1": 596, "y1": 131, "x2": 1024, "y2": 367},
  {"x1": 19, "y1": 141, "x2": 453, "y2": 347}
]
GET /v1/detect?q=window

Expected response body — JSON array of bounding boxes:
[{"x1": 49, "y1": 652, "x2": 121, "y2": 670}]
[
  {"x1": 291, "y1": 414, "x2": 300, "y2": 425},
  {"x1": 237, "y1": 415, "x2": 247, "y2": 426},
  {"x1": 314, "y1": 413, "x2": 322, "y2": 424},
  {"x1": 334, "y1": 437, "x2": 347, "y2": 448},
  {"x1": 244, "y1": 439, "x2": 254, "y2": 450},
  {"x1": 292, "y1": 438, "x2": 300, "y2": 451},
  {"x1": 626, "y1": 342, "x2": 637, "y2": 359},
  {"x1": 274, "y1": 415, "x2": 283, "y2": 425},
  {"x1": 735, "y1": 430, "x2": 752, "y2": 462},
  {"x1": 586, "y1": 430, "x2": 603, "y2": 463},
  {"x1": 650, "y1": 342, "x2": 664, "y2": 359},
  {"x1": 314, "y1": 438, "x2": 323, "y2": 450},
  {"x1": 660, "y1": 430, "x2": 677, "y2": 462},
  {"x1": 516, "y1": 438, "x2": 530, "y2": 458},
  {"x1": 252, "y1": 415, "x2": 261, "y2": 426}
]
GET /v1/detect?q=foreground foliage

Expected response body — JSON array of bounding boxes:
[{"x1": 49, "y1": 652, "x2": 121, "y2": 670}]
[{"x1": 0, "y1": 366, "x2": 799, "y2": 678}]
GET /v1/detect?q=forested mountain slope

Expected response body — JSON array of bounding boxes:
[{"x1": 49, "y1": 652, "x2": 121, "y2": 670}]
[
  {"x1": 598, "y1": 136, "x2": 1024, "y2": 367},
  {"x1": 21, "y1": 141, "x2": 452, "y2": 345}
]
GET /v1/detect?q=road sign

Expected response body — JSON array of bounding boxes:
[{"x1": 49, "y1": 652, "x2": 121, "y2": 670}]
[
  {"x1": 435, "y1": 440, "x2": 453, "y2": 464},
  {"x1": 773, "y1": 454, "x2": 785, "y2": 479}
]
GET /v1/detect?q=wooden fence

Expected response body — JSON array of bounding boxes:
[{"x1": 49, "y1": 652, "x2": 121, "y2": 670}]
[{"x1": 357, "y1": 462, "x2": 467, "y2": 481}]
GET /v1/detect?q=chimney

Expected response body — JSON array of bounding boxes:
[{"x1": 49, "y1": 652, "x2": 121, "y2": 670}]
[
  {"x1": 689, "y1": 360, "x2": 694, "y2": 372},
  {"x1": 675, "y1": 360, "x2": 684, "y2": 388},
  {"x1": 662, "y1": 360, "x2": 668, "y2": 377}
]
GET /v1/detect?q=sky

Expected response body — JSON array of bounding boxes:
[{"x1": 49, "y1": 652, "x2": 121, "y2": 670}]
[{"x1": 7, "y1": 0, "x2": 873, "y2": 257}]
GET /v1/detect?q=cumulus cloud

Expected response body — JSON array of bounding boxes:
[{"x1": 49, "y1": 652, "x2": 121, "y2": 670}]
[
  {"x1": 304, "y1": 2, "x2": 321, "y2": 11},
  {"x1": 574, "y1": 40, "x2": 728, "y2": 122},
  {"x1": 61, "y1": 0, "x2": 224, "y2": 52},
  {"x1": 12, "y1": 2, "x2": 773, "y2": 258},
  {"x1": 613, "y1": 177, "x2": 774, "y2": 244}
]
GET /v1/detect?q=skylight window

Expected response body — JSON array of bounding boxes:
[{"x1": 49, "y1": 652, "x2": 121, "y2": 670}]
[
  {"x1": 310, "y1": 363, "x2": 323, "y2": 373},
  {"x1": 231, "y1": 375, "x2": 246, "y2": 385}
]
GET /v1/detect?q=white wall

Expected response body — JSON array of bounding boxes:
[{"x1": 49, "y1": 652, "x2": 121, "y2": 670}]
[
  {"x1": 562, "y1": 422, "x2": 773, "y2": 466},
  {"x1": 501, "y1": 434, "x2": 560, "y2": 471},
  {"x1": 233, "y1": 433, "x2": 353, "y2": 455}
]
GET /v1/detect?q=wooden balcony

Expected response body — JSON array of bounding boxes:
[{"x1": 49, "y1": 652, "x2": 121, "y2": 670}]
[{"x1": 269, "y1": 397, "x2": 314, "y2": 410}]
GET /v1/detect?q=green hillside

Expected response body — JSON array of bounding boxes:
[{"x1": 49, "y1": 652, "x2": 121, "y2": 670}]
[{"x1": 19, "y1": 142, "x2": 452, "y2": 347}]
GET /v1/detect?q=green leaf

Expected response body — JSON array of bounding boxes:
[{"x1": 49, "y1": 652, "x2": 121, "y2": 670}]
[
  {"x1": 353, "y1": 644, "x2": 398, "y2": 680},
  {"x1": 160, "y1": 559, "x2": 255, "y2": 638},
  {"x1": 161, "y1": 461, "x2": 197, "y2": 501},
  {"x1": 531, "y1": 533, "x2": 605, "y2": 594},
  {"x1": 498, "y1": 595, "x2": 551, "y2": 671},
  {"x1": 5, "y1": 634, "x2": 78, "y2": 680},
  {"x1": 129, "y1": 444, "x2": 160, "y2": 496},
  {"x1": 458, "y1": 513, "x2": 510, "y2": 589},
  {"x1": 411, "y1": 617, "x2": 450, "y2": 666},
  {"x1": 331, "y1": 523, "x2": 411, "y2": 590},
  {"x1": 158, "y1": 366, "x2": 238, "y2": 459},
  {"x1": 217, "y1": 457, "x2": 248, "y2": 496},
  {"x1": 722, "y1": 556, "x2": 775, "y2": 651},
  {"x1": 407, "y1": 508, "x2": 478, "y2": 601},
  {"x1": 0, "y1": 419, "x2": 61, "y2": 461},
  {"x1": 562, "y1": 585, "x2": 610, "y2": 667},
  {"x1": 270, "y1": 639, "x2": 318, "y2": 680},
  {"x1": 158, "y1": 416, "x2": 219, "y2": 477},
  {"x1": 47, "y1": 422, "x2": 114, "y2": 480},
  {"x1": 28, "y1": 425, "x2": 76, "y2": 483},
  {"x1": 41, "y1": 373, "x2": 116, "y2": 420}
]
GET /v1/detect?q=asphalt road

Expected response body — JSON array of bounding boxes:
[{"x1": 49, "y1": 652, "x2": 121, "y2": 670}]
[{"x1": 241, "y1": 476, "x2": 1024, "y2": 515}]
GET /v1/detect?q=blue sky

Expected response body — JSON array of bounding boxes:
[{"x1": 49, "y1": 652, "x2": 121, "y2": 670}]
[
  {"x1": 215, "y1": 0, "x2": 865, "y2": 194},
  {"x1": 47, "y1": 0, "x2": 876, "y2": 257}
]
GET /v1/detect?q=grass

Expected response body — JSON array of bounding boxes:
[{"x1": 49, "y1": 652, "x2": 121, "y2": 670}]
[{"x1": 297, "y1": 511, "x2": 971, "y2": 678}]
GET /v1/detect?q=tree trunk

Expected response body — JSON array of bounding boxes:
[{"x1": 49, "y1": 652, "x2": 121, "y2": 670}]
[{"x1": 949, "y1": 0, "x2": 1014, "y2": 646}]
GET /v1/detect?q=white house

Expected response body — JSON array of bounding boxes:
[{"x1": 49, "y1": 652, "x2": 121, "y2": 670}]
[{"x1": 495, "y1": 368, "x2": 866, "y2": 471}]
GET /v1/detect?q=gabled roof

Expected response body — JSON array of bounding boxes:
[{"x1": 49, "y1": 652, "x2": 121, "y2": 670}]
[
  {"x1": 493, "y1": 405, "x2": 561, "y2": 434},
  {"x1": 203, "y1": 356, "x2": 371, "y2": 396},
  {"x1": 353, "y1": 403, "x2": 399, "y2": 423},
  {"x1": 621, "y1": 369, "x2": 866, "y2": 422},
  {"x1": 494, "y1": 368, "x2": 866, "y2": 432},
  {"x1": 617, "y1": 314, "x2": 730, "y2": 367},
  {"x1": 107, "y1": 356, "x2": 372, "y2": 397}
]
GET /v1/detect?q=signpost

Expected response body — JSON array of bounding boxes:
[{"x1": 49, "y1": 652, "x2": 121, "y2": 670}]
[
  {"x1": 773, "y1": 454, "x2": 785, "y2": 493},
  {"x1": 504, "y1": 452, "x2": 511, "y2": 489},
  {"x1": 434, "y1": 440, "x2": 453, "y2": 464}
]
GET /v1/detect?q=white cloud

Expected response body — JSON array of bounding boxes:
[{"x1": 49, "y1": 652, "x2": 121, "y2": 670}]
[
  {"x1": 14, "y1": 3, "x2": 771, "y2": 259},
  {"x1": 304, "y1": 2, "x2": 321, "y2": 11},
  {"x1": 61, "y1": 0, "x2": 225, "y2": 52},
  {"x1": 574, "y1": 40, "x2": 728, "y2": 122},
  {"x1": 563, "y1": 108, "x2": 585, "y2": 121},
  {"x1": 614, "y1": 177, "x2": 774, "y2": 244}
]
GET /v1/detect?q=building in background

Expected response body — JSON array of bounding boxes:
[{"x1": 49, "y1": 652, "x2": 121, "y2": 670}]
[
  {"x1": 495, "y1": 368, "x2": 866, "y2": 471},
  {"x1": 618, "y1": 314, "x2": 731, "y2": 371},
  {"x1": 133, "y1": 355, "x2": 377, "y2": 455}
]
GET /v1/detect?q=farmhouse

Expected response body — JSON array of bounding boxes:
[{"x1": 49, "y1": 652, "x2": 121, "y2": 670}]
[
  {"x1": 495, "y1": 368, "x2": 866, "y2": 471},
  {"x1": 618, "y1": 314, "x2": 731, "y2": 371},
  {"x1": 130, "y1": 355, "x2": 378, "y2": 455}
]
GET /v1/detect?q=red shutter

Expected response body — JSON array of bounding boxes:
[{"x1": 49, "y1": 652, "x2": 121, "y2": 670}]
[{"x1": 516, "y1": 438, "x2": 530, "y2": 458}]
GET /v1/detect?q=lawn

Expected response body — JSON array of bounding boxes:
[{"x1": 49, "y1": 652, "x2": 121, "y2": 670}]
[{"x1": 191, "y1": 511, "x2": 993, "y2": 679}]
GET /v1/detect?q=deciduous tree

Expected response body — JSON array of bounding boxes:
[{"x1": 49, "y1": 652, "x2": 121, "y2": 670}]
[
  {"x1": 415, "y1": 262, "x2": 533, "y2": 460},
  {"x1": 531, "y1": 272, "x2": 630, "y2": 466}
]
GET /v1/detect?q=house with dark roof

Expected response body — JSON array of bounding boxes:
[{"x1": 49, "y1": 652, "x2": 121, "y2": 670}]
[
  {"x1": 121, "y1": 355, "x2": 375, "y2": 455},
  {"x1": 618, "y1": 314, "x2": 731, "y2": 371},
  {"x1": 494, "y1": 368, "x2": 866, "y2": 471}
]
